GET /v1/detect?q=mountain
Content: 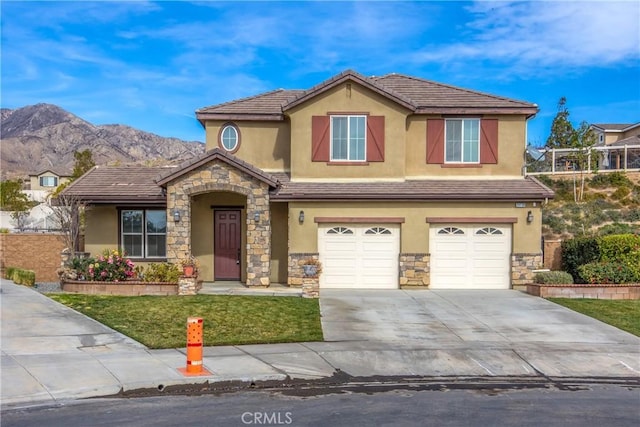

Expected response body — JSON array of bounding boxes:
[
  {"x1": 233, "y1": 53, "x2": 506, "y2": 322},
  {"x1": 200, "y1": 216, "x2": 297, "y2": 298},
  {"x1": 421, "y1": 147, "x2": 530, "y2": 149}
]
[{"x1": 0, "y1": 103, "x2": 205, "y2": 179}]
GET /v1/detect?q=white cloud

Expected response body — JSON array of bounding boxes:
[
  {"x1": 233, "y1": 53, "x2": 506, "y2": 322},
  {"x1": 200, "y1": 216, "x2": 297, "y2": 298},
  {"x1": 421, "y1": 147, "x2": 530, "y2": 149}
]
[{"x1": 412, "y1": 1, "x2": 639, "y2": 75}]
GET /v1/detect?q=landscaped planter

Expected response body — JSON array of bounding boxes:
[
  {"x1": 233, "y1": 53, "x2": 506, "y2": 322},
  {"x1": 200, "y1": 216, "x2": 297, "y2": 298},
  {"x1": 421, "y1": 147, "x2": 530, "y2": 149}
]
[
  {"x1": 526, "y1": 283, "x2": 640, "y2": 300},
  {"x1": 62, "y1": 280, "x2": 179, "y2": 296}
]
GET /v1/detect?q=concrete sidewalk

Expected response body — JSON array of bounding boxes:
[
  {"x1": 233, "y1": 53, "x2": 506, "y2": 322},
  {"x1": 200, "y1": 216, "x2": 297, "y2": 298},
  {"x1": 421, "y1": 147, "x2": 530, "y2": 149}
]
[{"x1": 2, "y1": 279, "x2": 639, "y2": 409}]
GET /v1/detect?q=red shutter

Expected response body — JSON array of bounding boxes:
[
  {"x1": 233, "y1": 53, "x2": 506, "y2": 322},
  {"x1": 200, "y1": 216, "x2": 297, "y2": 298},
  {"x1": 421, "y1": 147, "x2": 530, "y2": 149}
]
[
  {"x1": 480, "y1": 119, "x2": 498, "y2": 164},
  {"x1": 311, "y1": 116, "x2": 330, "y2": 162},
  {"x1": 366, "y1": 116, "x2": 385, "y2": 162},
  {"x1": 426, "y1": 119, "x2": 445, "y2": 164}
]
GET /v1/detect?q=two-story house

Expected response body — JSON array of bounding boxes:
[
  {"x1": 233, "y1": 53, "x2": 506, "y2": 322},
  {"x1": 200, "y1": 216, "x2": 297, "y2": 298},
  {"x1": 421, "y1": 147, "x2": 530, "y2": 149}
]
[
  {"x1": 62, "y1": 70, "x2": 553, "y2": 290},
  {"x1": 27, "y1": 168, "x2": 73, "y2": 202}
]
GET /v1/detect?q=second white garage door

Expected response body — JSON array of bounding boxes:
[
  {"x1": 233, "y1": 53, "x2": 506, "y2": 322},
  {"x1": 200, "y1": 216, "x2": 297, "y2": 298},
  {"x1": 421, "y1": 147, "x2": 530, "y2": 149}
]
[
  {"x1": 318, "y1": 224, "x2": 400, "y2": 289},
  {"x1": 430, "y1": 224, "x2": 512, "y2": 289}
]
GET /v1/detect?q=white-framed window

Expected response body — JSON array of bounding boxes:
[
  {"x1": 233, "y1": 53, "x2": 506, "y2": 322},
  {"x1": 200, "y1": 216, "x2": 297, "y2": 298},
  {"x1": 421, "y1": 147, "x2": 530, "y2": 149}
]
[
  {"x1": 445, "y1": 119, "x2": 480, "y2": 163},
  {"x1": 121, "y1": 209, "x2": 166, "y2": 258},
  {"x1": 331, "y1": 115, "x2": 366, "y2": 161},
  {"x1": 40, "y1": 176, "x2": 58, "y2": 187},
  {"x1": 219, "y1": 124, "x2": 240, "y2": 152}
]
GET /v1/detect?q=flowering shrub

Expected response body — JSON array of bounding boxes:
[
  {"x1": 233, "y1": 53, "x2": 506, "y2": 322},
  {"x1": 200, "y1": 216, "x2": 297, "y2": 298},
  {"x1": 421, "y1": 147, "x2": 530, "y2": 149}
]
[{"x1": 82, "y1": 249, "x2": 135, "y2": 282}]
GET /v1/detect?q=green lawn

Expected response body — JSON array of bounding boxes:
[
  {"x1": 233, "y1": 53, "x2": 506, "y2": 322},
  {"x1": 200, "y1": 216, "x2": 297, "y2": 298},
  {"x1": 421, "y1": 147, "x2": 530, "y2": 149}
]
[
  {"x1": 49, "y1": 294, "x2": 323, "y2": 349},
  {"x1": 548, "y1": 298, "x2": 640, "y2": 336}
]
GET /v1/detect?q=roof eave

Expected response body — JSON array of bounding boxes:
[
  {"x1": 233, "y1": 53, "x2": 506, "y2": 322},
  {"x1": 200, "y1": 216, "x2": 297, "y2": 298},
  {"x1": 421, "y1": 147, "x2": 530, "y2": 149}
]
[
  {"x1": 196, "y1": 112, "x2": 285, "y2": 127},
  {"x1": 415, "y1": 107, "x2": 539, "y2": 116},
  {"x1": 270, "y1": 193, "x2": 553, "y2": 202}
]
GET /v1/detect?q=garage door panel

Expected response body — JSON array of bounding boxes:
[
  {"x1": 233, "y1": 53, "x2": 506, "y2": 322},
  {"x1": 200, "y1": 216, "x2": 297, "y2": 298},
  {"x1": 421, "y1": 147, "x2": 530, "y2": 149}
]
[
  {"x1": 319, "y1": 224, "x2": 399, "y2": 289},
  {"x1": 431, "y1": 224, "x2": 511, "y2": 289}
]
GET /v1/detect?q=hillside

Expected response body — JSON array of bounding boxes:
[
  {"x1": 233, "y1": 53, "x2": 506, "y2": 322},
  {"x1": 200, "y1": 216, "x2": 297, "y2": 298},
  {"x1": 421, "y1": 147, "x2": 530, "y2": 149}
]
[
  {"x1": 0, "y1": 104, "x2": 205, "y2": 179},
  {"x1": 539, "y1": 172, "x2": 640, "y2": 239}
]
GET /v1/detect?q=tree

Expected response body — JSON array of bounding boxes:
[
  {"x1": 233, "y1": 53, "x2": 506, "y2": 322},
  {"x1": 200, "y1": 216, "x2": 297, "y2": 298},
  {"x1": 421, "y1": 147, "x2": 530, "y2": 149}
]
[
  {"x1": 48, "y1": 193, "x2": 86, "y2": 252},
  {"x1": 568, "y1": 121, "x2": 597, "y2": 202},
  {"x1": 546, "y1": 97, "x2": 574, "y2": 149},
  {"x1": 0, "y1": 179, "x2": 29, "y2": 211},
  {"x1": 72, "y1": 149, "x2": 95, "y2": 179},
  {"x1": 544, "y1": 97, "x2": 598, "y2": 203}
]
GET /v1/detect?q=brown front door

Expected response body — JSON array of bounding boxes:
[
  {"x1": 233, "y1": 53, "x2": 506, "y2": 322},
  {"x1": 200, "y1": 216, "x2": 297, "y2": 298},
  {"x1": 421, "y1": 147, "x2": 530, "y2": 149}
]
[{"x1": 214, "y1": 210, "x2": 241, "y2": 280}]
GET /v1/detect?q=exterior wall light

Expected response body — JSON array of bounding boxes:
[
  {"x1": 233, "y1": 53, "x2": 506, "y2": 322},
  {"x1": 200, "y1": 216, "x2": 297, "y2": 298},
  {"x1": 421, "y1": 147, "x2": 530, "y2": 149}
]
[
  {"x1": 173, "y1": 209, "x2": 181, "y2": 222},
  {"x1": 527, "y1": 210, "x2": 534, "y2": 223},
  {"x1": 299, "y1": 210, "x2": 305, "y2": 224},
  {"x1": 254, "y1": 212, "x2": 260, "y2": 222}
]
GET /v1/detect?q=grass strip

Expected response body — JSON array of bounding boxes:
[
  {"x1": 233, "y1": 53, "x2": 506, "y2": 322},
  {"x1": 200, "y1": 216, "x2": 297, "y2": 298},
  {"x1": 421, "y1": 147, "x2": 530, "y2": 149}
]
[
  {"x1": 548, "y1": 298, "x2": 640, "y2": 336},
  {"x1": 49, "y1": 294, "x2": 323, "y2": 349}
]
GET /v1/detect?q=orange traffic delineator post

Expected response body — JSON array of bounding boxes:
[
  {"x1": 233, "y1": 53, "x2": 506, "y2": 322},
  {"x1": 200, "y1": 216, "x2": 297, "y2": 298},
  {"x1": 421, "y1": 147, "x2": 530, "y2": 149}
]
[{"x1": 177, "y1": 317, "x2": 212, "y2": 376}]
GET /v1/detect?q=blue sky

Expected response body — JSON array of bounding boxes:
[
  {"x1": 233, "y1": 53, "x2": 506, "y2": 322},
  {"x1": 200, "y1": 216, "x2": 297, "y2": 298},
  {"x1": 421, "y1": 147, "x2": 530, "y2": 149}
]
[{"x1": 2, "y1": 1, "x2": 639, "y2": 146}]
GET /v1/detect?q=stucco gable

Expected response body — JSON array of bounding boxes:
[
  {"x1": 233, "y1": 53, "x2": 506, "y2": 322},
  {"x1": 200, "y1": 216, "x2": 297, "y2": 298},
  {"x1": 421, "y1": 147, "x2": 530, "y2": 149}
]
[
  {"x1": 282, "y1": 69, "x2": 415, "y2": 113},
  {"x1": 155, "y1": 148, "x2": 279, "y2": 188}
]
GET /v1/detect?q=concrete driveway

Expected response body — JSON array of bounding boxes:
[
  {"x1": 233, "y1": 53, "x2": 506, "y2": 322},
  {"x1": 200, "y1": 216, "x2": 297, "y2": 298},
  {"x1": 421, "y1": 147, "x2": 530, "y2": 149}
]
[{"x1": 318, "y1": 289, "x2": 640, "y2": 378}]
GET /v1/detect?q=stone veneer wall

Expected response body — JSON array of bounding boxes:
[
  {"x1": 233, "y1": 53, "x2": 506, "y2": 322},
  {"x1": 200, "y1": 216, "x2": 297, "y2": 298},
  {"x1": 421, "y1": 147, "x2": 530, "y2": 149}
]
[
  {"x1": 399, "y1": 253, "x2": 430, "y2": 287},
  {"x1": 288, "y1": 253, "x2": 319, "y2": 286},
  {"x1": 511, "y1": 253, "x2": 543, "y2": 286},
  {"x1": 165, "y1": 161, "x2": 271, "y2": 287}
]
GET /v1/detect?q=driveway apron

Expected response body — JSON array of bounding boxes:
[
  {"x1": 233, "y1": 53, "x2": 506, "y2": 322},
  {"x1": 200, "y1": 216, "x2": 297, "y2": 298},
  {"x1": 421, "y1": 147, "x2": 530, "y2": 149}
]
[{"x1": 318, "y1": 289, "x2": 640, "y2": 378}]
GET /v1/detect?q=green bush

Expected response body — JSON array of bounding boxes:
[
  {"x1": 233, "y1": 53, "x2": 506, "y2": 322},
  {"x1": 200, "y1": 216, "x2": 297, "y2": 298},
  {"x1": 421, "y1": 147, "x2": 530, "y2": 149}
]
[
  {"x1": 612, "y1": 186, "x2": 631, "y2": 201},
  {"x1": 598, "y1": 223, "x2": 640, "y2": 236},
  {"x1": 624, "y1": 208, "x2": 640, "y2": 222},
  {"x1": 588, "y1": 172, "x2": 632, "y2": 188},
  {"x1": 562, "y1": 236, "x2": 600, "y2": 283},
  {"x1": 534, "y1": 271, "x2": 574, "y2": 284},
  {"x1": 578, "y1": 262, "x2": 640, "y2": 284},
  {"x1": 11, "y1": 268, "x2": 36, "y2": 286},
  {"x1": 4, "y1": 266, "x2": 16, "y2": 280},
  {"x1": 142, "y1": 263, "x2": 181, "y2": 283}
]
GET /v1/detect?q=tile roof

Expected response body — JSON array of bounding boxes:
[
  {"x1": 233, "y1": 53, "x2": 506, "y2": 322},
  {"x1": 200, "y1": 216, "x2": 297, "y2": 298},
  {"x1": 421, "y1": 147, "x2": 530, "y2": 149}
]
[
  {"x1": 61, "y1": 164, "x2": 554, "y2": 204},
  {"x1": 61, "y1": 165, "x2": 172, "y2": 204},
  {"x1": 29, "y1": 167, "x2": 73, "y2": 177},
  {"x1": 156, "y1": 148, "x2": 279, "y2": 187},
  {"x1": 196, "y1": 69, "x2": 538, "y2": 123},
  {"x1": 270, "y1": 174, "x2": 554, "y2": 201},
  {"x1": 607, "y1": 134, "x2": 640, "y2": 147},
  {"x1": 371, "y1": 73, "x2": 536, "y2": 112},
  {"x1": 196, "y1": 89, "x2": 304, "y2": 122},
  {"x1": 591, "y1": 123, "x2": 635, "y2": 131}
]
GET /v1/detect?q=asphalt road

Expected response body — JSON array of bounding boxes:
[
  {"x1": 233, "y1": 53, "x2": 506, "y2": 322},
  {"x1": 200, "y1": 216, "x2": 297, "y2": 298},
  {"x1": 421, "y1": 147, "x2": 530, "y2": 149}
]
[{"x1": 3, "y1": 379, "x2": 639, "y2": 427}]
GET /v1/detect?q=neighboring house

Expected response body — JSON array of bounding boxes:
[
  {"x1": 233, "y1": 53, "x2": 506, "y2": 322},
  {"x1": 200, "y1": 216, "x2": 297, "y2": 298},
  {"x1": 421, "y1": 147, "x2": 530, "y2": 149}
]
[
  {"x1": 62, "y1": 70, "x2": 554, "y2": 290},
  {"x1": 590, "y1": 122, "x2": 640, "y2": 146},
  {"x1": 590, "y1": 123, "x2": 640, "y2": 170},
  {"x1": 27, "y1": 168, "x2": 73, "y2": 202}
]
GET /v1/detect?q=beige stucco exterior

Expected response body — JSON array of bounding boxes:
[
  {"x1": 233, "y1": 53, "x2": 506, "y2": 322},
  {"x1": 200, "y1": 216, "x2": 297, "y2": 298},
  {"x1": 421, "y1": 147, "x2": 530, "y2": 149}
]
[
  {"x1": 204, "y1": 121, "x2": 290, "y2": 172},
  {"x1": 287, "y1": 83, "x2": 410, "y2": 180},
  {"x1": 287, "y1": 201, "x2": 542, "y2": 255}
]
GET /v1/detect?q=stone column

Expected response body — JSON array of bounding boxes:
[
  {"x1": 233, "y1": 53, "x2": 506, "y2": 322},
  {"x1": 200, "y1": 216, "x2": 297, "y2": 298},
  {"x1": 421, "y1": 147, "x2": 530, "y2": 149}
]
[{"x1": 245, "y1": 186, "x2": 271, "y2": 287}]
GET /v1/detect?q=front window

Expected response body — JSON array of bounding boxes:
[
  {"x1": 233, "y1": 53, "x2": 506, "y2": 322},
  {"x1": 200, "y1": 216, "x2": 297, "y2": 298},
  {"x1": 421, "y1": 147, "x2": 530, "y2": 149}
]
[
  {"x1": 40, "y1": 176, "x2": 58, "y2": 187},
  {"x1": 331, "y1": 115, "x2": 366, "y2": 161},
  {"x1": 445, "y1": 119, "x2": 479, "y2": 163},
  {"x1": 121, "y1": 209, "x2": 166, "y2": 258}
]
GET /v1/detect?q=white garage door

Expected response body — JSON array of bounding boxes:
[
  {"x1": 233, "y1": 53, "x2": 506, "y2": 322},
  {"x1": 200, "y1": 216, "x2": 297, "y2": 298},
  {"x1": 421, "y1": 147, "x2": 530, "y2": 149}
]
[
  {"x1": 318, "y1": 224, "x2": 400, "y2": 289},
  {"x1": 430, "y1": 224, "x2": 511, "y2": 289}
]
